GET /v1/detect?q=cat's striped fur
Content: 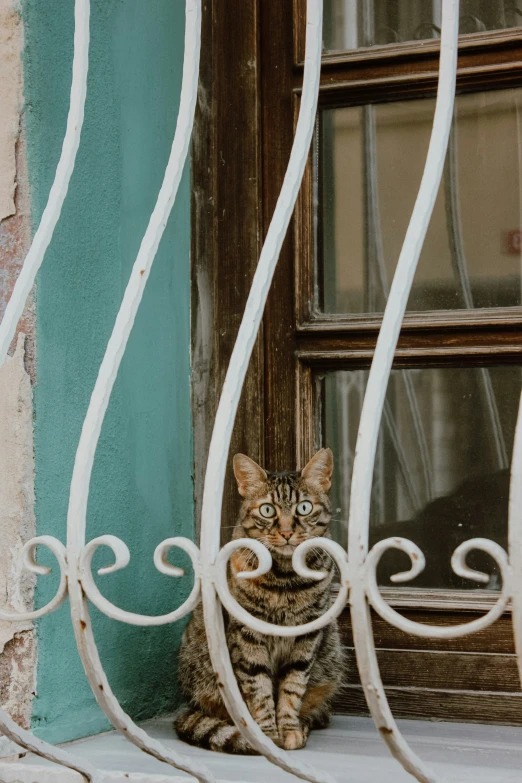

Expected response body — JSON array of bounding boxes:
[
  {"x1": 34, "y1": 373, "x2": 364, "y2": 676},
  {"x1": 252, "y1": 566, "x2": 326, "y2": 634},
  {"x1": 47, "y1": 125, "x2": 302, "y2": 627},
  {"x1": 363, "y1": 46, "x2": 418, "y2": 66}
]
[{"x1": 175, "y1": 449, "x2": 344, "y2": 754}]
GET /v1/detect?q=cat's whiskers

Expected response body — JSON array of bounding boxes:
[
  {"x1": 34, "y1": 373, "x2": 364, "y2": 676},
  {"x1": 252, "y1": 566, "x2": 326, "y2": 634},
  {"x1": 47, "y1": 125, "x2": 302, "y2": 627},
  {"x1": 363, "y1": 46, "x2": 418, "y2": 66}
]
[
  {"x1": 257, "y1": 535, "x2": 275, "y2": 554},
  {"x1": 243, "y1": 549, "x2": 259, "y2": 569}
]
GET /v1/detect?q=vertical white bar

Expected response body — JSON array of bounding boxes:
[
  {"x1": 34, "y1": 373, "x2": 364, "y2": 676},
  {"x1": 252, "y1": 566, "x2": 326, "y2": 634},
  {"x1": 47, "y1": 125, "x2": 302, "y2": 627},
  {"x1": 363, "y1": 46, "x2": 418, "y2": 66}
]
[
  {"x1": 339, "y1": 373, "x2": 352, "y2": 536},
  {"x1": 361, "y1": 0, "x2": 374, "y2": 46},
  {"x1": 348, "y1": 0, "x2": 459, "y2": 562},
  {"x1": 348, "y1": 0, "x2": 459, "y2": 780},
  {"x1": 433, "y1": 0, "x2": 443, "y2": 27},
  {"x1": 509, "y1": 387, "x2": 522, "y2": 693},
  {"x1": 343, "y1": 0, "x2": 359, "y2": 49}
]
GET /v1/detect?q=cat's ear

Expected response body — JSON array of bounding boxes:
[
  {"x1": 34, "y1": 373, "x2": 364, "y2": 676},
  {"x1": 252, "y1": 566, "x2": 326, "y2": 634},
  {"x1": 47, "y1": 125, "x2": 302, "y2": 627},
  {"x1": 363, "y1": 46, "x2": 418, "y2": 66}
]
[
  {"x1": 301, "y1": 448, "x2": 333, "y2": 492},
  {"x1": 233, "y1": 454, "x2": 267, "y2": 497}
]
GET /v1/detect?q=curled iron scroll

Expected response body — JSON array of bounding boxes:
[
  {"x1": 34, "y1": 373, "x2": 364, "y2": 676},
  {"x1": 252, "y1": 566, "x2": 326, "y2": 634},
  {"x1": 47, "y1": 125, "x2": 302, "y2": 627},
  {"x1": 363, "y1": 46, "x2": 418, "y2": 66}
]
[
  {"x1": 365, "y1": 537, "x2": 510, "y2": 639},
  {"x1": 0, "y1": 536, "x2": 68, "y2": 623},
  {"x1": 213, "y1": 538, "x2": 349, "y2": 638},
  {"x1": 78, "y1": 535, "x2": 201, "y2": 626}
]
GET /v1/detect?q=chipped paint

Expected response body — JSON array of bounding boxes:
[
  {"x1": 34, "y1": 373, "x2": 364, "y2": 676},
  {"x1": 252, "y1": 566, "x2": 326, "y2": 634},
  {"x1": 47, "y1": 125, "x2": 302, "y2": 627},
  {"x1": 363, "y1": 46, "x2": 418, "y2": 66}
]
[
  {"x1": 0, "y1": 335, "x2": 36, "y2": 645},
  {"x1": 0, "y1": 139, "x2": 35, "y2": 382},
  {"x1": 0, "y1": 0, "x2": 23, "y2": 222},
  {"x1": 0, "y1": 133, "x2": 34, "y2": 370},
  {"x1": 0, "y1": 1, "x2": 36, "y2": 750},
  {"x1": 0, "y1": 0, "x2": 34, "y2": 370},
  {"x1": 0, "y1": 335, "x2": 36, "y2": 754}
]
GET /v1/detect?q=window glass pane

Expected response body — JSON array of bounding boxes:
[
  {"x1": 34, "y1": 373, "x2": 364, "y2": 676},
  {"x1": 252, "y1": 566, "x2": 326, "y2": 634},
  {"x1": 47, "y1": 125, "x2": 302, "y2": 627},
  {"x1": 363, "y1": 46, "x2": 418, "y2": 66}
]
[
  {"x1": 318, "y1": 89, "x2": 522, "y2": 314},
  {"x1": 323, "y1": 0, "x2": 522, "y2": 52},
  {"x1": 321, "y1": 365, "x2": 521, "y2": 589}
]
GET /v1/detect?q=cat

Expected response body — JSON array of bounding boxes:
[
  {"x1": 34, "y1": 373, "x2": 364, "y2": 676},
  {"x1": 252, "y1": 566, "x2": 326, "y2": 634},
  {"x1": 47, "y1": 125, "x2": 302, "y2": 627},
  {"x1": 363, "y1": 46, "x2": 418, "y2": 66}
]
[{"x1": 175, "y1": 448, "x2": 344, "y2": 754}]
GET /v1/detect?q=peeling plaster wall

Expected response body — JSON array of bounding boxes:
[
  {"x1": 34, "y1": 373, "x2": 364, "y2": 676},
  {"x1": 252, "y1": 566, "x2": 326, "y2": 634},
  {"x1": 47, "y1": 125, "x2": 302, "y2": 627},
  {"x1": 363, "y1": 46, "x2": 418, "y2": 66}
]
[
  {"x1": 0, "y1": 138, "x2": 35, "y2": 374},
  {"x1": 0, "y1": 0, "x2": 36, "y2": 758},
  {"x1": 0, "y1": 336, "x2": 36, "y2": 754},
  {"x1": 0, "y1": 0, "x2": 34, "y2": 366},
  {"x1": 0, "y1": 0, "x2": 22, "y2": 222},
  {"x1": 0, "y1": 336, "x2": 36, "y2": 655}
]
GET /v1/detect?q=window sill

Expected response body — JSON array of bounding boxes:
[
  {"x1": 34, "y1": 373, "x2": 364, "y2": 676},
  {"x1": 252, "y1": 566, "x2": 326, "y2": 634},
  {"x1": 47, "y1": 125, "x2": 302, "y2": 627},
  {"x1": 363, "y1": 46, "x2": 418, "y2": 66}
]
[
  {"x1": 332, "y1": 585, "x2": 508, "y2": 613},
  {"x1": 6, "y1": 714, "x2": 522, "y2": 782}
]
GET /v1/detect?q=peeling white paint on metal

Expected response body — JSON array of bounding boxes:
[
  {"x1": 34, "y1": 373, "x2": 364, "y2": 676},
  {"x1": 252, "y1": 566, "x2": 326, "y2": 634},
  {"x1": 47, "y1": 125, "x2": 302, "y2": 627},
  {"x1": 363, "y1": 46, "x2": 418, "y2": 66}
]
[
  {"x1": 199, "y1": 3, "x2": 329, "y2": 782},
  {"x1": 0, "y1": 0, "x2": 22, "y2": 223},
  {"x1": 64, "y1": 2, "x2": 213, "y2": 781},
  {"x1": 509, "y1": 376, "x2": 522, "y2": 719},
  {"x1": 0, "y1": 0, "x2": 90, "y2": 370},
  {"x1": 0, "y1": 1, "x2": 100, "y2": 774},
  {"x1": 348, "y1": 2, "x2": 462, "y2": 781}
]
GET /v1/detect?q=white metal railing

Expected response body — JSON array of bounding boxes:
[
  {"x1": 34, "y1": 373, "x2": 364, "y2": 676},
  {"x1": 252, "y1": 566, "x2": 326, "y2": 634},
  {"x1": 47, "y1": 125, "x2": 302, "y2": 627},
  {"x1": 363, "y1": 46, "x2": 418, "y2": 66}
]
[
  {"x1": 0, "y1": 0, "x2": 90, "y2": 369},
  {"x1": 1, "y1": 0, "x2": 521, "y2": 782}
]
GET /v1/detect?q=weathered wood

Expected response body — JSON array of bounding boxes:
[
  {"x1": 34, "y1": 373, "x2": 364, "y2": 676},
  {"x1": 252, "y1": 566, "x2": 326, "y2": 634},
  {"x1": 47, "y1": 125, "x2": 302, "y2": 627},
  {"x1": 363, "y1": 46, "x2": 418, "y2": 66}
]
[
  {"x1": 336, "y1": 685, "x2": 522, "y2": 726},
  {"x1": 261, "y1": 0, "x2": 301, "y2": 472},
  {"x1": 339, "y1": 609, "x2": 516, "y2": 654},
  {"x1": 192, "y1": 0, "x2": 264, "y2": 538},
  {"x1": 335, "y1": 607, "x2": 522, "y2": 722},
  {"x1": 195, "y1": 0, "x2": 522, "y2": 725},
  {"x1": 344, "y1": 649, "x2": 521, "y2": 693}
]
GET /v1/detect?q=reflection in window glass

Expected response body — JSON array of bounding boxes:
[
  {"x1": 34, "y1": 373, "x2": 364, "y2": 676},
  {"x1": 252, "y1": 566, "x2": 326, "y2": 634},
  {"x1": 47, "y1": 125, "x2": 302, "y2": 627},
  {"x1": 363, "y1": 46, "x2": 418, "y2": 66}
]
[
  {"x1": 321, "y1": 365, "x2": 522, "y2": 589},
  {"x1": 318, "y1": 89, "x2": 522, "y2": 314},
  {"x1": 323, "y1": 0, "x2": 522, "y2": 52}
]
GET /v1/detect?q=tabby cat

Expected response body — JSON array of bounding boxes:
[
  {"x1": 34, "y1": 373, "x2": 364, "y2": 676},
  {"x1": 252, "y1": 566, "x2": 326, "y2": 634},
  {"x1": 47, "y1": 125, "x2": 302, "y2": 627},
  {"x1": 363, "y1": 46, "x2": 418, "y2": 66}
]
[{"x1": 175, "y1": 448, "x2": 344, "y2": 754}]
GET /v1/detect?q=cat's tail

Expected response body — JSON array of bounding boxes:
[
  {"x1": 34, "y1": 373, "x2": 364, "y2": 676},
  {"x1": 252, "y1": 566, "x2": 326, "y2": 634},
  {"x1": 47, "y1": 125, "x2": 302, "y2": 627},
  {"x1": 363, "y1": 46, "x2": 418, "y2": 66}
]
[{"x1": 174, "y1": 708, "x2": 259, "y2": 755}]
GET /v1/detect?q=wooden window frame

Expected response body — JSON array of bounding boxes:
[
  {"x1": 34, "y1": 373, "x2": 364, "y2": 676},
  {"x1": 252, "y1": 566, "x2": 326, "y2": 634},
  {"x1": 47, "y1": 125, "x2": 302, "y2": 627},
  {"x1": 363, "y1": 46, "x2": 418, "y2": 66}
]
[{"x1": 193, "y1": 0, "x2": 522, "y2": 724}]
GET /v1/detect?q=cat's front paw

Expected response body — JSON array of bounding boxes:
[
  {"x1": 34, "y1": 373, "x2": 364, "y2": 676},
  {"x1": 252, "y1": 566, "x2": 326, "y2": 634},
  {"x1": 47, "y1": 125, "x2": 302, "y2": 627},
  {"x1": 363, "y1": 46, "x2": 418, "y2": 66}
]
[
  {"x1": 281, "y1": 728, "x2": 308, "y2": 750},
  {"x1": 266, "y1": 732, "x2": 284, "y2": 748}
]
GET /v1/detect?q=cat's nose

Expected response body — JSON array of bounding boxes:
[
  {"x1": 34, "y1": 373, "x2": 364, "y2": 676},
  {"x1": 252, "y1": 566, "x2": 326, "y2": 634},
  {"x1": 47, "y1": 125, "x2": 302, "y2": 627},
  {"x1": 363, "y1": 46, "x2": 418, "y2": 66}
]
[{"x1": 280, "y1": 530, "x2": 293, "y2": 540}]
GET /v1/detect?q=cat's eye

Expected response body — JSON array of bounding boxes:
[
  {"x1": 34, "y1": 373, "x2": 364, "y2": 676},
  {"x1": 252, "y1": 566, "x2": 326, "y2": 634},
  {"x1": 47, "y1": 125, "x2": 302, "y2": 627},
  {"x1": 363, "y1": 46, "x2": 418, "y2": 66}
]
[
  {"x1": 297, "y1": 500, "x2": 313, "y2": 516},
  {"x1": 259, "y1": 503, "x2": 277, "y2": 519}
]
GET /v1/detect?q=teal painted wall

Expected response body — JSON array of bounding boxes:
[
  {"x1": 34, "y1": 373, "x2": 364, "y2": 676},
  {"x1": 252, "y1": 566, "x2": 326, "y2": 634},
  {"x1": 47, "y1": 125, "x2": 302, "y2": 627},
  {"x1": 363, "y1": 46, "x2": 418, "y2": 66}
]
[{"x1": 22, "y1": 0, "x2": 194, "y2": 743}]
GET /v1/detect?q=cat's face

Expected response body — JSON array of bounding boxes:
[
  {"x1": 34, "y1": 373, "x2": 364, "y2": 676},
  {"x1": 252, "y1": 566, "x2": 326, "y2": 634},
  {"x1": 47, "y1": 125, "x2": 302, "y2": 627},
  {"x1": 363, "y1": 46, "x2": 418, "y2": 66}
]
[{"x1": 232, "y1": 449, "x2": 333, "y2": 558}]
